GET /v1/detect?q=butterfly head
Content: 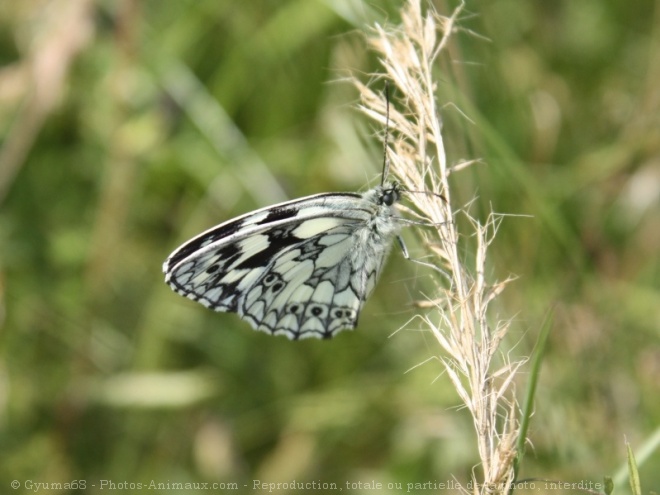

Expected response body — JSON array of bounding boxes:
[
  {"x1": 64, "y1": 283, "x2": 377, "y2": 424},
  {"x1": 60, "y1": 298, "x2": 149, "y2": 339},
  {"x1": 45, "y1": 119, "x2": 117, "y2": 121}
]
[{"x1": 380, "y1": 181, "x2": 402, "y2": 206}]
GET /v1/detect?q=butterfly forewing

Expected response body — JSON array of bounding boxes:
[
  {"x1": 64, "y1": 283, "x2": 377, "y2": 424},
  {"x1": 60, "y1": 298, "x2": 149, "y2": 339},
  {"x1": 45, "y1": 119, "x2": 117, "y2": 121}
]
[{"x1": 164, "y1": 186, "x2": 400, "y2": 339}]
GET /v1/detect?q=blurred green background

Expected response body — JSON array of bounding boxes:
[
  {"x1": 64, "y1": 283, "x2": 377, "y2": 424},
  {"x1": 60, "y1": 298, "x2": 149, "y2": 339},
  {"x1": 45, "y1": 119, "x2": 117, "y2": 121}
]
[{"x1": 1, "y1": 0, "x2": 658, "y2": 493}]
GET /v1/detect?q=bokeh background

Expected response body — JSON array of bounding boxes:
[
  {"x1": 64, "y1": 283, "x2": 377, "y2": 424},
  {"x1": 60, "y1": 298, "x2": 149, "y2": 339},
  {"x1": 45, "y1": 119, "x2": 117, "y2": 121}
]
[{"x1": 1, "y1": 0, "x2": 658, "y2": 493}]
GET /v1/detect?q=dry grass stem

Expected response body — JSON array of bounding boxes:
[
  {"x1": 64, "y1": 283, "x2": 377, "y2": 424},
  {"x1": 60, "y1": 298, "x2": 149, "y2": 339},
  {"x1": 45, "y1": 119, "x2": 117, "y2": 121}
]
[{"x1": 354, "y1": 1, "x2": 523, "y2": 493}]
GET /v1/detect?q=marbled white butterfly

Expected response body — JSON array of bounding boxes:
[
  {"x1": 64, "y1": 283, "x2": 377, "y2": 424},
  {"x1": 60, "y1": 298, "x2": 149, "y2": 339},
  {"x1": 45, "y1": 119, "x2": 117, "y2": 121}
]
[
  {"x1": 163, "y1": 180, "x2": 403, "y2": 340},
  {"x1": 163, "y1": 90, "x2": 407, "y2": 339}
]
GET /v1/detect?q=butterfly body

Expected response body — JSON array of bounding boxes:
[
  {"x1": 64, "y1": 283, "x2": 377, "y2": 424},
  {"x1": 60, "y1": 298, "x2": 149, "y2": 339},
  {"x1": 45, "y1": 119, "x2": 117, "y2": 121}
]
[{"x1": 164, "y1": 183, "x2": 402, "y2": 340}]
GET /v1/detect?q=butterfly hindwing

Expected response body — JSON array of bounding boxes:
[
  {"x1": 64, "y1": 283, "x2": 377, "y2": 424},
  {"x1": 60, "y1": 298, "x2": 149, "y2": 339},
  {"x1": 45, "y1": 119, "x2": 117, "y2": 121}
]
[
  {"x1": 164, "y1": 186, "x2": 401, "y2": 339},
  {"x1": 239, "y1": 222, "x2": 371, "y2": 339}
]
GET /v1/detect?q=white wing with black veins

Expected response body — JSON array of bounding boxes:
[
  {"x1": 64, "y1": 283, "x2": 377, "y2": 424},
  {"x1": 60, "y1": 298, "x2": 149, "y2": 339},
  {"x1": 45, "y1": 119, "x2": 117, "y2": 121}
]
[{"x1": 164, "y1": 187, "x2": 400, "y2": 340}]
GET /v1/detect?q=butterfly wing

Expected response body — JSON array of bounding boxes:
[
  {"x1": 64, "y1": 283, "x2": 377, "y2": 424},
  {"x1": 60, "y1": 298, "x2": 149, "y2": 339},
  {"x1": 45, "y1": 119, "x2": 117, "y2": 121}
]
[
  {"x1": 235, "y1": 221, "x2": 359, "y2": 339},
  {"x1": 164, "y1": 192, "x2": 394, "y2": 339}
]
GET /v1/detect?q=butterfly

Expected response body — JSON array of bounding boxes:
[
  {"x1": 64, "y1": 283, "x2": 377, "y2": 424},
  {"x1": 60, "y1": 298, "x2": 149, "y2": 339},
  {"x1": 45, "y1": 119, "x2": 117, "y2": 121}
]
[
  {"x1": 162, "y1": 178, "x2": 404, "y2": 340},
  {"x1": 163, "y1": 86, "x2": 412, "y2": 339}
]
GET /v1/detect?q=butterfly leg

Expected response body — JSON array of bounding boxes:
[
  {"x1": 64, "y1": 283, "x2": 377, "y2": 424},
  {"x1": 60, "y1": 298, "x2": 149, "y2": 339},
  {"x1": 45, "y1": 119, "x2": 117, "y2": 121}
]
[
  {"x1": 396, "y1": 234, "x2": 410, "y2": 258},
  {"x1": 396, "y1": 235, "x2": 452, "y2": 284},
  {"x1": 396, "y1": 217, "x2": 445, "y2": 228}
]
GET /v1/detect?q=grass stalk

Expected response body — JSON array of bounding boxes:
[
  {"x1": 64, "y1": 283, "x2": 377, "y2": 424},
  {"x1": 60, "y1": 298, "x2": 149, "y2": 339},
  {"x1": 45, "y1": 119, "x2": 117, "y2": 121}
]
[{"x1": 355, "y1": 1, "x2": 524, "y2": 492}]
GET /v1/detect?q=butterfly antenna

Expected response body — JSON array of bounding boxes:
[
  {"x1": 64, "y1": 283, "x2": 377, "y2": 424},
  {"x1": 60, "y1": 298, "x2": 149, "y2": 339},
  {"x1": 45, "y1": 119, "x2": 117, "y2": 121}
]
[{"x1": 381, "y1": 82, "x2": 391, "y2": 187}]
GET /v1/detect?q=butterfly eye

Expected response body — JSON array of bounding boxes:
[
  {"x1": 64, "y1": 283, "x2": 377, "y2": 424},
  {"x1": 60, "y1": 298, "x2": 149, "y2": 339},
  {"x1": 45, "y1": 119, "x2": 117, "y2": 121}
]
[{"x1": 381, "y1": 187, "x2": 399, "y2": 206}]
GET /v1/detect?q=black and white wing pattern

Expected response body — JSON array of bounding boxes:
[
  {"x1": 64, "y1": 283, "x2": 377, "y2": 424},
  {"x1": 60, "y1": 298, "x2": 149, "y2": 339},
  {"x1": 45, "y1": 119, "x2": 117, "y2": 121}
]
[{"x1": 163, "y1": 184, "x2": 401, "y2": 339}]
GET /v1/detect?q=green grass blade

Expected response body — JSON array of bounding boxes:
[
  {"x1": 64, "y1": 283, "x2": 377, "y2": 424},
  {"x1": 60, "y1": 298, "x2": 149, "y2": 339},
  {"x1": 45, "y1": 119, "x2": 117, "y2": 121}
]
[
  {"x1": 513, "y1": 308, "x2": 554, "y2": 480},
  {"x1": 626, "y1": 440, "x2": 642, "y2": 495}
]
